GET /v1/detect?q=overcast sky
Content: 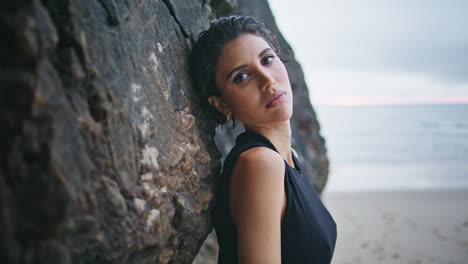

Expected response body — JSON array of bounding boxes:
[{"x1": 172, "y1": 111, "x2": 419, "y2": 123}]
[{"x1": 268, "y1": 0, "x2": 468, "y2": 105}]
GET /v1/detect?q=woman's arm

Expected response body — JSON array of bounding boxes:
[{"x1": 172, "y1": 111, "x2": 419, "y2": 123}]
[{"x1": 229, "y1": 147, "x2": 286, "y2": 264}]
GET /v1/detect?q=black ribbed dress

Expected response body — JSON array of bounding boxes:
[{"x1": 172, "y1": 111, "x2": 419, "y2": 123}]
[{"x1": 212, "y1": 129, "x2": 337, "y2": 264}]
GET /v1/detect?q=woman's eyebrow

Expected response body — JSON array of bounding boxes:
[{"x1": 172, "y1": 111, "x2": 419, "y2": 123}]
[
  {"x1": 258, "y1": 47, "x2": 271, "y2": 58},
  {"x1": 225, "y1": 48, "x2": 272, "y2": 80},
  {"x1": 226, "y1": 64, "x2": 247, "y2": 80}
]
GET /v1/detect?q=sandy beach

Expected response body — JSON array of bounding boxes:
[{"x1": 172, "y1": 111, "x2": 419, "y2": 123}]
[{"x1": 322, "y1": 189, "x2": 468, "y2": 264}]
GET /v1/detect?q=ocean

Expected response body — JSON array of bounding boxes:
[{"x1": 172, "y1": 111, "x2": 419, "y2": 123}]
[{"x1": 314, "y1": 104, "x2": 468, "y2": 192}]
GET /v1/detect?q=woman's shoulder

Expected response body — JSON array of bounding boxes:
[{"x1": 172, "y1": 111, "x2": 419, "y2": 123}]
[
  {"x1": 222, "y1": 130, "x2": 285, "y2": 181},
  {"x1": 230, "y1": 146, "x2": 285, "y2": 189},
  {"x1": 238, "y1": 146, "x2": 283, "y2": 165},
  {"x1": 229, "y1": 146, "x2": 286, "y2": 224},
  {"x1": 224, "y1": 132, "x2": 278, "y2": 168}
]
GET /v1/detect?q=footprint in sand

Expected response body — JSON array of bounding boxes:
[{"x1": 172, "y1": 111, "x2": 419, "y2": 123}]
[
  {"x1": 431, "y1": 228, "x2": 449, "y2": 242},
  {"x1": 403, "y1": 218, "x2": 419, "y2": 230},
  {"x1": 381, "y1": 212, "x2": 396, "y2": 224},
  {"x1": 454, "y1": 220, "x2": 468, "y2": 232},
  {"x1": 463, "y1": 220, "x2": 468, "y2": 228},
  {"x1": 360, "y1": 242, "x2": 369, "y2": 249},
  {"x1": 454, "y1": 239, "x2": 468, "y2": 250},
  {"x1": 391, "y1": 252, "x2": 400, "y2": 260}
]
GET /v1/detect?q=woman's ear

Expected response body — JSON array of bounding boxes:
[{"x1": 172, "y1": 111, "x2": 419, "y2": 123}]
[{"x1": 208, "y1": 95, "x2": 230, "y2": 116}]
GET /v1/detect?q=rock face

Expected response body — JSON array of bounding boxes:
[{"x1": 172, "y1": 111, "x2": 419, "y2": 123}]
[{"x1": 0, "y1": 0, "x2": 328, "y2": 263}]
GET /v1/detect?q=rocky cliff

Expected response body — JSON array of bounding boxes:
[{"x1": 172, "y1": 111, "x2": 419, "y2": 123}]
[{"x1": 0, "y1": 0, "x2": 328, "y2": 263}]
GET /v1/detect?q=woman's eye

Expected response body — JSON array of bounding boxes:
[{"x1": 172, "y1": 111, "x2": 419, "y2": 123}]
[
  {"x1": 233, "y1": 72, "x2": 250, "y2": 84},
  {"x1": 262, "y1": 55, "x2": 275, "y2": 65}
]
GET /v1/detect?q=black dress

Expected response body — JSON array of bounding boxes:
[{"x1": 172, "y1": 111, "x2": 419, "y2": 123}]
[{"x1": 212, "y1": 129, "x2": 337, "y2": 264}]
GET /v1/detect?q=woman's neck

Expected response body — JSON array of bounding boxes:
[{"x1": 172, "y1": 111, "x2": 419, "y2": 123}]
[{"x1": 245, "y1": 121, "x2": 294, "y2": 168}]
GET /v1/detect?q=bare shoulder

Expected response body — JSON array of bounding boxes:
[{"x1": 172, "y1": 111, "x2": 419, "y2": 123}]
[
  {"x1": 229, "y1": 147, "x2": 286, "y2": 262},
  {"x1": 235, "y1": 146, "x2": 285, "y2": 175},
  {"x1": 229, "y1": 147, "x2": 286, "y2": 223}
]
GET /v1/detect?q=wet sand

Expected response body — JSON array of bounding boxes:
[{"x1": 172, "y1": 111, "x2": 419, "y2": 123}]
[{"x1": 322, "y1": 189, "x2": 468, "y2": 264}]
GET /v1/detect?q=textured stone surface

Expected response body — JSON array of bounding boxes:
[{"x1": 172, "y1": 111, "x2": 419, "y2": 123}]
[
  {"x1": 0, "y1": 0, "x2": 328, "y2": 263},
  {"x1": 1, "y1": 0, "x2": 217, "y2": 263}
]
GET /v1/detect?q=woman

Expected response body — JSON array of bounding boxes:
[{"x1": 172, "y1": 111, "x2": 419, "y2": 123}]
[{"x1": 190, "y1": 15, "x2": 337, "y2": 264}]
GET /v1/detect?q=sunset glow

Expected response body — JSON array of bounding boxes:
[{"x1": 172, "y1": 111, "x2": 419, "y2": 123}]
[{"x1": 311, "y1": 96, "x2": 468, "y2": 106}]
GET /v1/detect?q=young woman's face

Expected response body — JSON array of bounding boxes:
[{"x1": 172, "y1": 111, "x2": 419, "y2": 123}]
[{"x1": 211, "y1": 33, "x2": 293, "y2": 129}]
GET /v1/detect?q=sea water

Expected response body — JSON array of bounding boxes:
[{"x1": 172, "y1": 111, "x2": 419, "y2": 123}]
[{"x1": 314, "y1": 104, "x2": 468, "y2": 192}]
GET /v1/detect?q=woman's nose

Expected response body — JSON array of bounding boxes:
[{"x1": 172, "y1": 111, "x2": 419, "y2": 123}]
[{"x1": 258, "y1": 68, "x2": 276, "y2": 92}]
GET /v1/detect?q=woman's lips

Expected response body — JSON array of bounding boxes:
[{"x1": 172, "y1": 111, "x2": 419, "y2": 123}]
[{"x1": 266, "y1": 92, "x2": 287, "y2": 108}]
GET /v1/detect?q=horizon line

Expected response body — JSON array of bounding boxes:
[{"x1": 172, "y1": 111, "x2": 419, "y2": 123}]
[{"x1": 311, "y1": 96, "x2": 468, "y2": 106}]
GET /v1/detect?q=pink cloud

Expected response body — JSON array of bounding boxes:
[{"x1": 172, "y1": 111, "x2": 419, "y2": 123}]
[{"x1": 312, "y1": 96, "x2": 468, "y2": 106}]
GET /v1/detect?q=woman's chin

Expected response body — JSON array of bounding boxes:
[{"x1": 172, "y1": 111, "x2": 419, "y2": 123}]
[
  {"x1": 275, "y1": 102, "x2": 293, "y2": 118},
  {"x1": 273, "y1": 108, "x2": 293, "y2": 123}
]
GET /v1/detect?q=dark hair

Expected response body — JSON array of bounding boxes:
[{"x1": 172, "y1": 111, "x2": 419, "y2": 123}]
[{"x1": 189, "y1": 15, "x2": 283, "y2": 129}]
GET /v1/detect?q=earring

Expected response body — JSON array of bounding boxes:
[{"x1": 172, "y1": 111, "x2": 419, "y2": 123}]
[{"x1": 226, "y1": 113, "x2": 232, "y2": 122}]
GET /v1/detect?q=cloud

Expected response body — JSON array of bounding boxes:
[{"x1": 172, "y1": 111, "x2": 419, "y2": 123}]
[
  {"x1": 305, "y1": 69, "x2": 468, "y2": 105},
  {"x1": 269, "y1": 0, "x2": 468, "y2": 83}
]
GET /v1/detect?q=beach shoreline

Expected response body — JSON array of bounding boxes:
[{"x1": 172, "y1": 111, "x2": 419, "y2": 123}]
[{"x1": 322, "y1": 189, "x2": 468, "y2": 264}]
